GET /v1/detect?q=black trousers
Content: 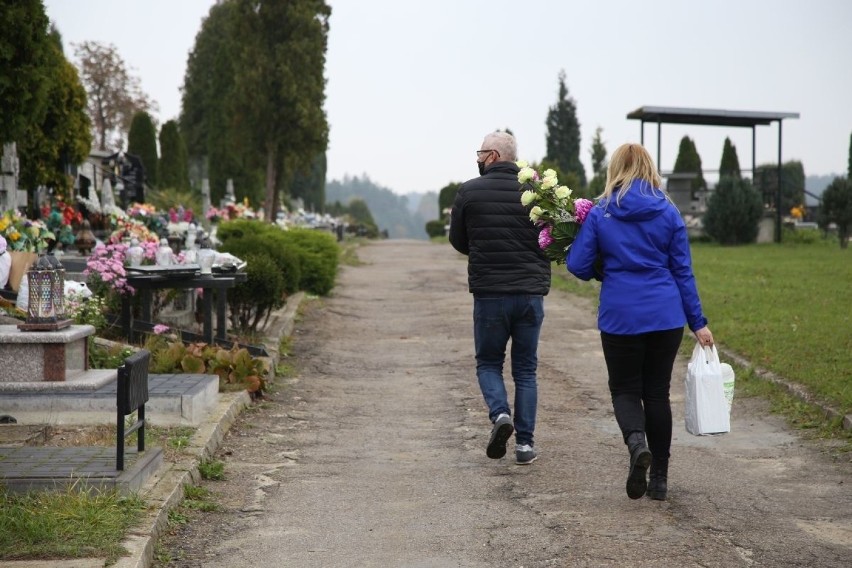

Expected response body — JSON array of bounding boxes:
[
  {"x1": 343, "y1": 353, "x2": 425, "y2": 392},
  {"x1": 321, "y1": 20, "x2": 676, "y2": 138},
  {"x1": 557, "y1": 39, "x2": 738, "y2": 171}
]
[{"x1": 600, "y1": 328, "x2": 684, "y2": 462}]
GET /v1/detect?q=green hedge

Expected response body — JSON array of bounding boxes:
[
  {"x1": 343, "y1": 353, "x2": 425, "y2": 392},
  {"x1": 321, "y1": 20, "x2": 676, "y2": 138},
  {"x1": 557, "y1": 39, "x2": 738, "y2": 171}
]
[{"x1": 217, "y1": 220, "x2": 339, "y2": 296}]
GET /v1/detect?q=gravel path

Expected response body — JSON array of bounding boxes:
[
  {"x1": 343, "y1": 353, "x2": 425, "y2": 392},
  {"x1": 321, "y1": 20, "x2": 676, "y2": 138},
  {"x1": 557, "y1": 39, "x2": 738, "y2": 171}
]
[{"x1": 155, "y1": 240, "x2": 852, "y2": 568}]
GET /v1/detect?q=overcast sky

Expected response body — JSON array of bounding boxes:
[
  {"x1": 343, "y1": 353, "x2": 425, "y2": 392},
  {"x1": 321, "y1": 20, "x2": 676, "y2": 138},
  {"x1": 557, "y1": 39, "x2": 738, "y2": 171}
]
[{"x1": 44, "y1": 0, "x2": 852, "y2": 195}]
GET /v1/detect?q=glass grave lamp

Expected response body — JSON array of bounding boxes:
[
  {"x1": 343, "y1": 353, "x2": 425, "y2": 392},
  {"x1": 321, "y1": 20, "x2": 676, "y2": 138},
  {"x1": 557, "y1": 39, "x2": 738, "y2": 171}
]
[
  {"x1": 18, "y1": 253, "x2": 72, "y2": 331},
  {"x1": 45, "y1": 252, "x2": 66, "y2": 320}
]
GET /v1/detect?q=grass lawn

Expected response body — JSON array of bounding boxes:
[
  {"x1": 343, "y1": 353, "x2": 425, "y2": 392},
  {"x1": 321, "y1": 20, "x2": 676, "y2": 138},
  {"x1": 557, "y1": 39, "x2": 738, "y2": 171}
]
[
  {"x1": 553, "y1": 241, "x2": 852, "y2": 417},
  {"x1": 690, "y1": 242, "x2": 851, "y2": 416}
]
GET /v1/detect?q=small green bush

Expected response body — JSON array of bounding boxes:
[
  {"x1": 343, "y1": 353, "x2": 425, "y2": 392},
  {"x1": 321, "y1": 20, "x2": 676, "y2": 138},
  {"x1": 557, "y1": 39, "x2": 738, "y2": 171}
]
[
  {"x1": 782, "y1": 226, "x2": 824, "y2": 245},
  {"x1": 219, "y1": 223, "x2": 339, "y2": 296},
  {"x1": 228, "y1": 252, "x2": 285, "y2": 332},
  {"x1": 277, "y1": 229, "x2": 339, "y2": 295},
  {"x1": 220, "y1": 232, "x2": 301, "y2": 295},
  {"x1": 703, "y1": 176, "x2": 764, "y2": 245},
  {"x1": 425, "y1": 219, "x2": 445, "y2": 238}
]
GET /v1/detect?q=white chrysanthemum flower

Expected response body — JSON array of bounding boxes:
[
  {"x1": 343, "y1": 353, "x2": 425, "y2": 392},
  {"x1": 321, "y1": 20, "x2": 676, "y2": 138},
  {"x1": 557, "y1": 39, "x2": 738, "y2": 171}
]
[
  {"x1": 516, "y1": 160, "x2": 529, "y2": 168},
  {"x1": 555, "y1": 185, "x2": 572, "y2": 199},
  {"x1": 529, "y1": 206, "x2": 544, "y2": 222},
  {"x1": 521, "y1": 190, "x2": 538, "y2": 206},
  {"x1": 518, "y1": 167, "x2": 536, "y2": 183}
]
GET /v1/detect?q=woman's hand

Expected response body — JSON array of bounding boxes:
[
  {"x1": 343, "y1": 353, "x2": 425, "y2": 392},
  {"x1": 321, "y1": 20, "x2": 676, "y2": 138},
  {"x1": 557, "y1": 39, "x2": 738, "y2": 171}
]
[{"x1": 694, "y1": 326, "x2": 714, "y2": 347}]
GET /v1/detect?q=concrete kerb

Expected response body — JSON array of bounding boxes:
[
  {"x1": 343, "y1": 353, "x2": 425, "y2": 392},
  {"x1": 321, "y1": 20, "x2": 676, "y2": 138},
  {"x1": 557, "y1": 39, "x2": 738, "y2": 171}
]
[
  {"x1": 113, "y1": 390, "x2": 251, "y2": 568},
  {"x1": 110, "y1": 291, "x2": 308, "y2": 568},
  {"x1": 718, "y1": 345, "x2": 852, "y2": 431}
]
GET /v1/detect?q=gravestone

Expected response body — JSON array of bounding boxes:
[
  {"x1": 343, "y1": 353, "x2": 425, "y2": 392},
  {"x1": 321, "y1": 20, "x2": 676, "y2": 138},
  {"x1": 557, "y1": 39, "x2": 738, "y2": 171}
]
[
  {"x1": 0, "y1": 143, "x2": 27, "y2": 211},
  {"x1": 222, "y1": 178, "x2": 236, "y2": 208},
  {"x1": 201, "y1": 178, "x2": 211, "y2": 218}
]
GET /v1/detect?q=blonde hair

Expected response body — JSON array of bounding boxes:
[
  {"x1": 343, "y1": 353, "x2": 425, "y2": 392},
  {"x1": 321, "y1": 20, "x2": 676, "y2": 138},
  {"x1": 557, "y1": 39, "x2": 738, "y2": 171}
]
[{"x1": 601, "y1": 143, "x2": 667, "y2": 205}]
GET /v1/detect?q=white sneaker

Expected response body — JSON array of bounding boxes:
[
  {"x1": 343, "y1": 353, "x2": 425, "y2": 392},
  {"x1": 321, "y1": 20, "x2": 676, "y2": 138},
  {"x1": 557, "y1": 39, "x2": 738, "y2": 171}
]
[{"x1": 516, "y1": 444, "x2": 537, "y2": 465}]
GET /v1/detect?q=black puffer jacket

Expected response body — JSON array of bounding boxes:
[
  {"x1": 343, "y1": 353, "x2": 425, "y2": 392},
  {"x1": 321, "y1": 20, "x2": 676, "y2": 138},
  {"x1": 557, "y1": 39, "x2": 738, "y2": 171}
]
[{"x1": 449, "y1": 161, "x2": 551, "y2": 295}]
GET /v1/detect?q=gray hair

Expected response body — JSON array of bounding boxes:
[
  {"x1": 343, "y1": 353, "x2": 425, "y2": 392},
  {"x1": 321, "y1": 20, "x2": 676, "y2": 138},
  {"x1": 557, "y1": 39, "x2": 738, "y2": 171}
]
[{"x1": 482, "y1": 131, "x2": 517, "y2": 161}]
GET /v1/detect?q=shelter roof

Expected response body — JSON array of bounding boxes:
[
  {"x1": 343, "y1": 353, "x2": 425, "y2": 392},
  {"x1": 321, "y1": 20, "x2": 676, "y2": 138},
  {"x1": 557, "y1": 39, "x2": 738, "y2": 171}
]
[{"x1": 626, "y1": 106, "x2": 799, "y2": 127}]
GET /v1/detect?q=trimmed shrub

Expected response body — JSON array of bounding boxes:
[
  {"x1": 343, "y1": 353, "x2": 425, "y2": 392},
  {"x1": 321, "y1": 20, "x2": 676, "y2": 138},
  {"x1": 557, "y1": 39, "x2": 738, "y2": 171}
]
[
  {"x1": 227, "y1": 252, "x2": 285, "y2": 332},
  {"x1": 218, "y1": 223, "x2": 339, "y2": 296},
  {"x1": 220, "y1": 232, "x2": 301, "y2": 295},
  {"x1": 277, "y1": 229, "x2": 339, "y2": 295},
  {"x1": 703, "y1": 176, "x2": 763, "y2": 245},
  {"x1": 216, "y1": 218, "x2": 272, "y2": 243},
  {"x1": 425, "y1": 219, "x2": 445, "y2": 238}
]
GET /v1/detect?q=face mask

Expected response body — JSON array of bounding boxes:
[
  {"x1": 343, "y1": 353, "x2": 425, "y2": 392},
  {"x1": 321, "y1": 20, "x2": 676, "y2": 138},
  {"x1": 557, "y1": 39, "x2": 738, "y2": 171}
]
[{"x1": 477, "y1": 161, "x2": 486, "y2": 176}]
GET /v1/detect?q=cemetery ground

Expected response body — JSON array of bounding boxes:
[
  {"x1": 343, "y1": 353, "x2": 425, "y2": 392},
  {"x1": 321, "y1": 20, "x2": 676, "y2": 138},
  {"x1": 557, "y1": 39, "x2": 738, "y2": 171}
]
[
  {"x1": 1, "y1": 239, "x2": 850, "y2": 567},
  {"x1": 149, "y1": 240, "x2": 849, "y2": 567}
]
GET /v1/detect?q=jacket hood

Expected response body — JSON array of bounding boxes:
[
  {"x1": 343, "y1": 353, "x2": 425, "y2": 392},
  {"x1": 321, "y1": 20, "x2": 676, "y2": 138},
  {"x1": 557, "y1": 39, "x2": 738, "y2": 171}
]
[{"x1": 598, "y1": 179, "x2": 670, "y2": 222}]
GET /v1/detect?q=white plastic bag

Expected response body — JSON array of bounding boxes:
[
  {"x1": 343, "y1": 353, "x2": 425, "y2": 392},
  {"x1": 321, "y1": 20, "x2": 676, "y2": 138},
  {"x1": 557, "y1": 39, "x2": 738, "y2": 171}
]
[
  {"x1": 15, "y1": 274, "x2": 29, "y2": 311},
  {"x1": 684, "y1": 343, "x2": 730, "y2": 435},
  {"x1": 720, "y1": 362, "x2": 736, "y2": 412}
]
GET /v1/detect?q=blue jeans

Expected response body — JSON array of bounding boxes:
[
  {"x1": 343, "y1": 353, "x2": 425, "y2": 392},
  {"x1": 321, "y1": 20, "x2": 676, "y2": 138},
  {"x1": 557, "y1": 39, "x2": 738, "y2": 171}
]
[{"x1": 473, "y1": 294, "x2": 544, "y2": 447}]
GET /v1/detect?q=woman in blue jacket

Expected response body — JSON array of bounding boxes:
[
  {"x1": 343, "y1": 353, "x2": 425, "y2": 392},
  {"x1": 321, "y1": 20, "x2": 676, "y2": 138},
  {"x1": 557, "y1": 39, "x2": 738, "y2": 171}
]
[{"x1": 567, "y1": 143, "x2": 714, "y2": 501}]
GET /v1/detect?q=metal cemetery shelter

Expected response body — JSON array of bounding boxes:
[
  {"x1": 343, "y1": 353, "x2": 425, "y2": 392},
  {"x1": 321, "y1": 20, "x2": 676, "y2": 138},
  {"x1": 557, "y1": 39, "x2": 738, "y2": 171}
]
[{"x1": 626, "y1": 106, "x2": 799, "y2": 243}]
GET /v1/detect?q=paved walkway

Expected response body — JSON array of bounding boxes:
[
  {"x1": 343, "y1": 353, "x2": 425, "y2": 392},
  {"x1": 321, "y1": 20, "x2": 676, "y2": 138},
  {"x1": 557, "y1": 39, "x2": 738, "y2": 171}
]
[{"x1": 150, "y1": 240, "x2": 852, "y2": 567}]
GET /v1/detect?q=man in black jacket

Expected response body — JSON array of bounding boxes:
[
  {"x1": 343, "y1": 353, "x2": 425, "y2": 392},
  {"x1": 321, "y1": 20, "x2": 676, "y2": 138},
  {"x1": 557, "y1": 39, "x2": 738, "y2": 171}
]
[{"x1": 449, "y1": 131, "x2": 551, "y2": 465}]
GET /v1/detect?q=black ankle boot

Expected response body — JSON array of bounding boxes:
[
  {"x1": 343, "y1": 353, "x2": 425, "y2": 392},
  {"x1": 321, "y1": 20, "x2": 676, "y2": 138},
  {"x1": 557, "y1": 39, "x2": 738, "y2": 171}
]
[
  {"x1": 646, "y1": 458, "x2": 668, "y2": 500},
  {"x1": 625, "y1": 432, "x2": 651, "y2": 500}
]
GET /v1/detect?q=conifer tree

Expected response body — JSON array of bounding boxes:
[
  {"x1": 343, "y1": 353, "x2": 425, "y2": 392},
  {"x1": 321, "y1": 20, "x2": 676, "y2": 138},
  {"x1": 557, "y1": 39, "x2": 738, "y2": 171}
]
[
  {"x1": 672, "y1": 136, "x2": 706, "y2": 191},
  {"x1": 0, "y1": 0, "x2": 51, "y2": 144},
  {"x1": 158, "y1": 120, "x2": 190, "y2": 191},
  {"x1": 718, "y1": 137, "x2": 741, "y2": 179},
  {"x1": 545, "y1": 70, "x2": 586, "y2": 187},
  {"x1": 588, "y1": 126, "x2": 607, "y2": 196},
  {"x1": 703, "y1": 177, "x2": 763, "y2": 245},
  {"x1": 17, "y1": 27, "x2": 91, "y2": 202},
  {"x1": 128, "y1": 111, "x2": 158, "y2": 187},
  {"x1": 289, "y1": 152, "x2": 326, "y2": 212},
  {"x1": 818, "y1": 131, "x2": 852, "y2": 249}
]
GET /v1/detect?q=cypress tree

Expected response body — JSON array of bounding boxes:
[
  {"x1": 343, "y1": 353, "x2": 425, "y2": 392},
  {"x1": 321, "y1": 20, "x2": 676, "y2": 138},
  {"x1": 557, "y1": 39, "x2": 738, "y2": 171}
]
[
  {"x1": 588, "y1": 126, "x2": 607, "y2": 196},
  {"x1": 127, "y1": 111, "x2": 158, "y2": 187},
  {"x1": 545, "y1": 70, "x2": 586, "y2": 187},
  {"x1": 0, "y1": 0, "x2": 51, "y2": 144},
  {"x1": 848, "y1": 131, "x2": 852, "y2": 180},
  {"x1": 438, "y1": 182, "x2": 461, "y2": 213},
  {"x1": 719, "y1": 137, "x2": 741, "y2": 179},
  {"x1": 158, "y1": 120, "x2": 189, "y2": 191},
  {"x1": 672, "y1": 136, "x2": 706, "y2": 191},
  {"x1": 289, "y1": 152, "x2": 326, "y2": 212},
  {"x1": 703, "y1": 176, "x2": 764, "y2": 245}
]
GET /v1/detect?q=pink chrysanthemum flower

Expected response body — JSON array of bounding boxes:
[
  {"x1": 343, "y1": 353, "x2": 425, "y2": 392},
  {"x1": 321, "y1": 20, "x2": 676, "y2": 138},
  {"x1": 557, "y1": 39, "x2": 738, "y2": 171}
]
[
  {"x1": 538, "y1": 225, "x2": 554, "y2": 249},
  {"x1": 574, "y1": 199, "x2": 594, "y2": 224}
]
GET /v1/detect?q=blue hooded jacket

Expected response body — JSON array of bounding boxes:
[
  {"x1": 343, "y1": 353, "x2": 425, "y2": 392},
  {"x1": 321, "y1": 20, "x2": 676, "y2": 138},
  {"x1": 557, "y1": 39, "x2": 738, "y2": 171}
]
[{"x1": 566, "y1": 180, "x2": 707, "y2": 335}]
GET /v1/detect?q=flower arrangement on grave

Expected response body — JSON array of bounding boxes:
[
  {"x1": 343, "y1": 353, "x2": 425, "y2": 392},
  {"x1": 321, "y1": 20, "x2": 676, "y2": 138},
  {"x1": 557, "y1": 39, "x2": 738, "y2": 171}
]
[
  {"x1": 205, "y1": 206, "x2": 227, "y2": 224},
  {"x1": 0, "y1": 210, "x2": 56, "y2": 252},
  {"x1": 127, "y1": 202, "x2": 167, "y2": 235},
  {"x1": 107, "y1": 217, "x2": 160, "y2": 245},
  {"x1": 225, "y1": 201, "x2": 256, "y2": 220},
  {"x1": 166, "y1": 205, "x2": 196, "y2": 237},
  {"x1": 40, "y1": 201, "x2": 83, "y2": 248},
  {"x1": 517, "y1": 161, "x2": 594, "y2": 265},
  {"x1": 76, "y1": 192, "x2": 127, "y2": 230}
]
